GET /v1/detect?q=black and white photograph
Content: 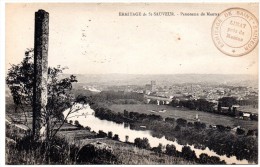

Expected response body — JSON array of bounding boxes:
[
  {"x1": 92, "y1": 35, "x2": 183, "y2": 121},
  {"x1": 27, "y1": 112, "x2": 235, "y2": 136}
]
[{"x1": 3, "y1": 2, "x2": 259, "y2": 165}]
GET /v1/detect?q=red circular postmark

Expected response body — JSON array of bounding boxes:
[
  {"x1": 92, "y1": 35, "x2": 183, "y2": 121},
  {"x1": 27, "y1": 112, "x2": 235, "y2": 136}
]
[{"x1": 212, "y1": 8, "x2": 258, "y2": 57}]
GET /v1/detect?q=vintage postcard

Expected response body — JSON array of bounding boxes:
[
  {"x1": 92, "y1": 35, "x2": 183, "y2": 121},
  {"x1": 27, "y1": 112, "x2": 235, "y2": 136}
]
[{"x1": 5, "y1": 2, "x2": 258, "y2": 165}]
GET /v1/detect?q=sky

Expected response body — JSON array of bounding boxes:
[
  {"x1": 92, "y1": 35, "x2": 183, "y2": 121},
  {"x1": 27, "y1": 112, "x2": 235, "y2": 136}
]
[{"x1": 5, "y1": 3, "x2": 258, "y2": 75}]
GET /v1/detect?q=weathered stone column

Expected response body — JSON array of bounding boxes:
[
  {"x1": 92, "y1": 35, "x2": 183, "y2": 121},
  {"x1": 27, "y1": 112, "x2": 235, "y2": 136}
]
[{"x1": 32, "y1": 9, "x2": 49, "y2": 140}]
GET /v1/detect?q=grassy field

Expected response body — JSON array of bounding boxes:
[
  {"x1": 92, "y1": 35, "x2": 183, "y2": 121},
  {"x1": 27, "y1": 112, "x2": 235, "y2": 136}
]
[
  {"x1": 239, "y1": 106, "x2": 258, "y2": 114},
  {"x1": 70, "y1": 137, "x2": 195, "y2": 165},
  {"x1": 107, "y1": 104, "x2": 258, "y2": 130}
]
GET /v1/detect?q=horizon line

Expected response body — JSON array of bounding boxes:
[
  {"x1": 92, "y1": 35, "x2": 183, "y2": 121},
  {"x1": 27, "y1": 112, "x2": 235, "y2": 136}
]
[{"x1": 61, "y1": 73, "x2": 258, "y2": 76}]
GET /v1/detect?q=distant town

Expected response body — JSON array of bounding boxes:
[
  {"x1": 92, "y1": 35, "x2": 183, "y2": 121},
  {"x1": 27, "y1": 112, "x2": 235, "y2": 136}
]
[{"x1": 74, "y1": 78, "x2": 258, "y2": 121}]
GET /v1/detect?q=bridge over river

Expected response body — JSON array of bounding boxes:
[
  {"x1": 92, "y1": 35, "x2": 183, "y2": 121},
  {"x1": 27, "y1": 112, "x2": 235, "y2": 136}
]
[{"x1": 144, "y1": 95, "x2": 172, "y2": 105}]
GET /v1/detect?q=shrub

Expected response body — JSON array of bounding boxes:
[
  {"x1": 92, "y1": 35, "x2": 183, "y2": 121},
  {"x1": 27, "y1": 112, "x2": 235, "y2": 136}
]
[
  {"x1": 74, "y1": 120, "x2": 79, "y2": 126},
  {"x1": 97, "y1": 130, "x2": 107, "y2": 138},
  {"x1": 125, "y1": 135, "x2": 129, "y2": 143},
  {"x1": 194, "y1": 122, "x2": 206, "y2": 130},
  {"x1": 225, "y1": 126, "x2": 231, "y2": 131},
  {"x1": 76, "y1": 143, "x2": 117, "y2": 164},
  {"x1": 165, "y1": 117, "x2": 175, "y2": 124},
  {"x1": 247, "y1": 130, "x2": 255, "y2": 136},
  {"x1": 216, "y1": 125, "x2": 226, "y2": 132},
  {"x1": 112, "y1": 134, "x2": 119, "y2": 141},
  {"x1": 84, "y1": 126, "x2": 91, "y2": 131},
  {"x1": 236, "y1": 128, "x2": 245, "y2": 135},
  {"x1": 134, "y1": 137, "x2": 150, "y2": 149},
  {"x1": 174, "y1": 125, "x2": 181, "y2": 131},
  {"x1": 187, "y1": 122, "x2": 193, "y2": 127},
  {"x1": 198, "y1": 153, "x2": 226, "y2": 164},
  {"x1": 6, "y1": 135, "x2": 80, "y2": 164},
  {"x1": 176, "y1": 118, "x2": 187, "y2": 127},
  {"x1": 74, "y1": 120, "x2": 83, "y2": 128},
  {"x1": 108, "y1": 131, "x2": 113, "y2": 139},
  {"x1": 181, "y1": 146, "x2": 197, "y2": 161},
  {"x1": 165, "y1": 144, "x2": 177, "y2": 156},
  {"x1": 151, "y1": 143, "x2": 163, "y2": 154},
  {"x1": 123, "y1": 110, "x2": 129, "y2": 117}
]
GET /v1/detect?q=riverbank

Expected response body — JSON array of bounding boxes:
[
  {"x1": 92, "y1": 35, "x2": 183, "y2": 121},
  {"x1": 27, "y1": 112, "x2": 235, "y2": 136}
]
[
  {"x1": 5, "y1": 114, "x2": 196, "y2": 165},
  {"x1": 90, "y1": 104, "x2": 257, "y2": 164}
]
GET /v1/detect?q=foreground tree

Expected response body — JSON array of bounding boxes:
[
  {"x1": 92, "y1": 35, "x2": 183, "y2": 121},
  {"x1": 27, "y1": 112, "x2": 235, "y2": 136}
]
[{"x1": 6, "y1": 49, "x2": 90, "y2": 141}]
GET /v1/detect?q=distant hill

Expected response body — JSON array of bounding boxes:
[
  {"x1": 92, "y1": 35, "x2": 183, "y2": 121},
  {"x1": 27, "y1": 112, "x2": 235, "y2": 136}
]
[{"x1": 61, "y1": 74, "x2": 258, "y2": 87}]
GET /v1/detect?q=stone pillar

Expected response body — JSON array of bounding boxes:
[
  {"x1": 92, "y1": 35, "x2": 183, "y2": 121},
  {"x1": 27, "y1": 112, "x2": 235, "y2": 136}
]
[{"x1": 32, "y1": 9, "x2": 49, "y2": 140}]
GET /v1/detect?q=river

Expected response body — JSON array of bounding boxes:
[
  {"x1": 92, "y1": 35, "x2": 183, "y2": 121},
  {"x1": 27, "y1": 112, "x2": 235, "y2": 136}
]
[{"x1": 63, "y1": 104, "x2": 250, "y2": 164}]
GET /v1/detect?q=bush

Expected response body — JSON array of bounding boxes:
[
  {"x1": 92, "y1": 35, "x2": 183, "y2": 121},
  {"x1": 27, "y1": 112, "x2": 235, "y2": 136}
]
[
  {"x1": 97, "y1": 130, "x2": 107, "y2": 138},
  {"x1": 198, "y1": 153, "x2": 226, "y2": 164},
  {"x1": 84, "y1": 126, "x2": 91, "y2": 131},
  {"x1": 247, "y1": 130, "x2": 255, "y2": 136},
  {"x1": 134, "y1": 137, "x2": 150, "y2": 149},
  {"x1": 194, "y1": 122, "x2": 206, "y2": 130},
  {"x1": 165, "y1": 144, "x2": 177, "y2": 156},
  {"x1": 125, "y1": 135, "x2": 129, "y2": 143},
  {"x1": 108, "y1": 131, "x2": 113, "y2": 139},
  {"x1": 165, "y1": 117, "x2": 175, "y2": 124},
  {"x1": 176, "y1": 118, "x2": 187, "y2": 127},
  {"x1": 181, "y1": 146, "x2": 196, "y2": 161},
  {"x1": 174, "y1": 125, "x2": 181, "y2": 131},
  {"x1": 225, "y1": 126, "x2": 231, "y2": 131},
  {"x1": 216, "y1": 125, "x2": 226, "y2": 132},
  {"x1": 123, "y1": 110, "x2": 129, "y2": 117},
  {"x1": 6, "y1": 135, "x2": 80, "y2": 164},
  {"x1": 151, "y1": 143, "x2": 163, "y2": 154},
  {"x1": 236, "y1": 128, "x2": 245, "y2": 135},
  {"x1": 187, "y1": 122, "x2": 193, "y2": 127},
  {"x1": 76, "y1": 143, "x2": 117, "y2": 164},
  {"x1": 74, "y1": 120, "x2": 81, "y2": 127},
  {"x1": 198, "y1": 153, "x2": 209, "y2": 164},
  {"x1": 112, "y1": 134, "x2": 119, "y2": 141}
]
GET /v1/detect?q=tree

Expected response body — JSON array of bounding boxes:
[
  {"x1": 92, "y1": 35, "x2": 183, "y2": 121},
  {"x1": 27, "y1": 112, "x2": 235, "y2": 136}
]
[
  {"x1": 219, "y1": 97, "x2": 237, "y2": 107},
  {"x1": 123, "y1": 110, "x2": 129, "y2": 117},
  {"x1": 74, "y1": 120, "x2": 83, "y2": 128},
  {"x1": 134, "y1": 137, "x2": 150, "y2": 149},
  {"x1": 108, "y1": 131, "x2": 113, "y2": 138},
  {"x1": 165, "y1": 117, "x2": 175, "y2": 124},
  {"x1": 176, "y1": 118, "x2": 187, "y2": 127},
  {"x1": 247, "y1": 130, "x2": 255, "y2": 136},
  {"x1": 194, "y1": 122, "x2": 206, "y2": 130},
  {"x1": 198, "y1": 153, "x2": 225, "y2": 164},
  {"x1": 236, "y1": 128, "x2": 245, "y2": 135},
  {"x1": 165, "y1": 144, "x2": 177, "y2": 156},
  {"x1": 97, "y1": 130, "x2": 107, "y2": 138},
  {"x1": 198, "y1": 153, "x2": 209, "y2": 164},
  {"x1": 181, "y1": 146, "x2": 197, "y2": 161},
  {"x1": 151, "y1": 143, "x2": 163, "y2": 154},
  {"x1": 217, "y1": 102, "x2": 222, "y2": 112},
  {"x1": 6, "y1": 49, "x2": 89, "y2": 141},
  {"x1": 125, "y1": 135, "x2": 129, "y2": 143},
  {"x1": 112, "y1": 134, "x2": 119, "y2": 141},
  {"x1": 74, "y1": 120, "x2": 80, "y2": 126},
  {"x1": 216, "y1": 125, "x2": 226, "y2": 132},
  {"x1": 187, "y1": 122, "x2": 194, "y2": 127},
  {"x1": 174, "y1": 125, "x2": 181, "y2": 131}
]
